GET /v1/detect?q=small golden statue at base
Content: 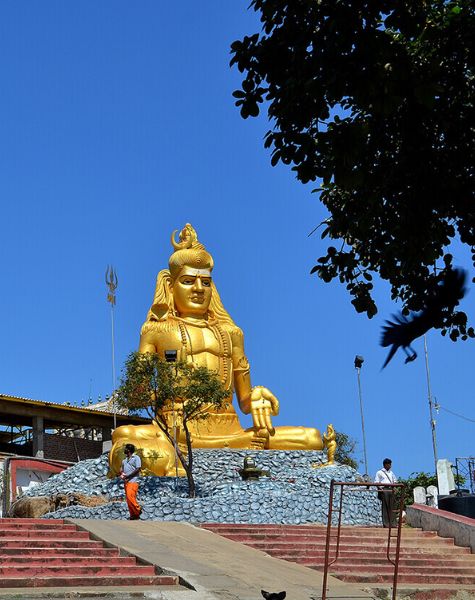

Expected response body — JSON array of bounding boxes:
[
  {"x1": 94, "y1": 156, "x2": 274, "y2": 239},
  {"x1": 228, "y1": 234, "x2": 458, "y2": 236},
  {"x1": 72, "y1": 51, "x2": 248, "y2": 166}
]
[
  {"x1": 312, "y1": 424, "x2": 337, "y2": 468},
  {"x1": 109, "y1": 224, "x2": 335, "y2": 477}
]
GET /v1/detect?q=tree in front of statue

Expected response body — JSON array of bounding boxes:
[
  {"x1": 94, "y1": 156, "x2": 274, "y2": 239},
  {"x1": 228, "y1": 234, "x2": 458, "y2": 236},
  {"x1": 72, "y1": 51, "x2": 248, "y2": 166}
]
[
  {"x1": 231, "y1": 1, "x2": 474, "y2": 339},
  {"x1": 116, "y1": 352, "x2": 229, "y2": 498}
]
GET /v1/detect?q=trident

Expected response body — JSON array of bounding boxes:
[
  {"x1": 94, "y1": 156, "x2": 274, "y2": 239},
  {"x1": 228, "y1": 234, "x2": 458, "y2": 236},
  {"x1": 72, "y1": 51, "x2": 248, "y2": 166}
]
[
  {"x1": 105, "y1": 266, "x2": 118, "y2": 429},
  {"x1": 105, "y1": 265, "x2": 118, "y2": 306}
]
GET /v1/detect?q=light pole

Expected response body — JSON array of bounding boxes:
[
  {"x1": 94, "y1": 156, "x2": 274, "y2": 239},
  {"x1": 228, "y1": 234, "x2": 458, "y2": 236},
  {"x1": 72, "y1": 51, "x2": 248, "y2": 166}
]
[
  {"x1": 354, "y1": 355, "x2": 369, "y2": 477},
  {"x1": 105, "y1": 266, "x2": 118, "y2": 430},
  {"x1": 164, "y1": 350, "x2": 180, "y2": 490},
  {"x1": 423, "y1": 335, "x2": 438, "y2": 475}
]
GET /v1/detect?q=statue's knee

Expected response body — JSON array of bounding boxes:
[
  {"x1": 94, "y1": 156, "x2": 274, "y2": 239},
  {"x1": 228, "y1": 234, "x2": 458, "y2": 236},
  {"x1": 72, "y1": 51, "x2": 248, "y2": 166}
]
[
  {"x1": 307, "y1": 427, "x2": 323, "y2": 450},
  {"x1": 112, "y1": 423, "x2": 158, "y2": 444},
  {"x1": 112, "y1": 425, "x2": 136, "y2": 443}
]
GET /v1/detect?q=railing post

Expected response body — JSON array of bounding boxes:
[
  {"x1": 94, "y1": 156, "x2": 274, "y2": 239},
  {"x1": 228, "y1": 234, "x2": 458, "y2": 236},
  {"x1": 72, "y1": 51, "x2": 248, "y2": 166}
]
[
  {"x1": 321, "y1": 481, "x2": 405, "y2": 600},
  {"x1": 391, "y1": 486, "x2": 405, "y2": 600},
  {"x1": 321, "y1": 479, "x2": 335, "y2": 600}
]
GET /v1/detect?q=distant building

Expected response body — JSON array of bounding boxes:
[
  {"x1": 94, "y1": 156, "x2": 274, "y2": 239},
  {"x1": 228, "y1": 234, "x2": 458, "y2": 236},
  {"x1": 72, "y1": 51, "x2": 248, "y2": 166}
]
[
  {"x1": 0, "y1": 393, "x2": 148, "y2": 462},
  {"x1": 0, "y1": 393, "x2": 149, "y2": 515}
]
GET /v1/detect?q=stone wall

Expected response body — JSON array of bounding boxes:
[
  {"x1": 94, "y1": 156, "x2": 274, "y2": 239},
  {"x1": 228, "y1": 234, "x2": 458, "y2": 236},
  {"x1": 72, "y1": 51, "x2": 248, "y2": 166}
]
[
  {"x1": 44, "y1": 434, "x2": 103, "y2": 462},
  {"x1": 406, "y1": 503, "x2": 475, "y2": 552}
]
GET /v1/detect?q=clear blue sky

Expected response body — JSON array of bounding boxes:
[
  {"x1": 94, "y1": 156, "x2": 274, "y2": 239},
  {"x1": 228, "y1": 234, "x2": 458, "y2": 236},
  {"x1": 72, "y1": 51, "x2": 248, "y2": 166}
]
[{"x1": 0, "y1": 1, "x2": 473, "y2": 479}]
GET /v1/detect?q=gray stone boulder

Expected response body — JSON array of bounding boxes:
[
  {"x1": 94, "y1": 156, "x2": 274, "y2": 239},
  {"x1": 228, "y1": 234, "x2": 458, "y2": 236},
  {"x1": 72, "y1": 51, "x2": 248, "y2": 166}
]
[{"x1": 22, "y1": 449, "x2": 382, "y2": 526}]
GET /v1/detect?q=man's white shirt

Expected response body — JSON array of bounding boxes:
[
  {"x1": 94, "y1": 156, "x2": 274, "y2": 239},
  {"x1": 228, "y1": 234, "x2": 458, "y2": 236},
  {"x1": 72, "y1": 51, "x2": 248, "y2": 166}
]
[{"x1": 374, "y1": 468, "x2": 397, "y2": 484}]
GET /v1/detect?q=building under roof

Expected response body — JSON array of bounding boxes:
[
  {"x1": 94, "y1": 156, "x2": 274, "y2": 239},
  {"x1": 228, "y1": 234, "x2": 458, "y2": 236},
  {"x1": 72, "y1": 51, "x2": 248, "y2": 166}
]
[{"x1": 0, "y1": 393, "x2": 149, "y2": 463}]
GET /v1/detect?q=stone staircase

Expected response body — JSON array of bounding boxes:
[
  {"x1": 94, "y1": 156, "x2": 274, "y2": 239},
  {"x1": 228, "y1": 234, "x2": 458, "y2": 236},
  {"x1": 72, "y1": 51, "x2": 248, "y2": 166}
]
[
  {"x1": 202, "y1": 523, "x2": 475, "y2": 597},
  {"x1": 0, "y1": 518, "x2": 179, "y2": 588}
]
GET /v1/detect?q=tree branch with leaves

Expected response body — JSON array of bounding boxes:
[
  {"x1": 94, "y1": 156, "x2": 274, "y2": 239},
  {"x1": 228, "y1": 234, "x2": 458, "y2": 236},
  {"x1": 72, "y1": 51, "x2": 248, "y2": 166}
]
[{"x1": 231, "y1": 0, "x2": 474, "y2": 339}]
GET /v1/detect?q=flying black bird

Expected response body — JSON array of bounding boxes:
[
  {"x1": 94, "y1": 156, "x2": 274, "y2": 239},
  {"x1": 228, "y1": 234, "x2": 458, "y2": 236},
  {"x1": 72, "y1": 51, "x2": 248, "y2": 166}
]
[{"x1": 380, "y1": 268, "x2": 467, "y2": 369}]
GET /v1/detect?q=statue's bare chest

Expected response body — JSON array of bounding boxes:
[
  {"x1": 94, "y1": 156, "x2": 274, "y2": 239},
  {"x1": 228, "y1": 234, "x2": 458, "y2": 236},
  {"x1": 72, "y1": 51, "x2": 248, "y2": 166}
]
[
  {"x1": 183, "y1": 325, "x2": 221, "y2": 355},
  {"x1": 154, "y1": 323, "x2": 223, "y2": 357}
]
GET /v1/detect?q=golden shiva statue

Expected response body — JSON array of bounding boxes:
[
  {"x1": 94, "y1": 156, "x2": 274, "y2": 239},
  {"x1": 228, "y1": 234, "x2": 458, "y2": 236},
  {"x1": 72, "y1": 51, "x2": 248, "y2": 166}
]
[{"x1": 109, "y1": 224, "x2": 333, "y2": 477}]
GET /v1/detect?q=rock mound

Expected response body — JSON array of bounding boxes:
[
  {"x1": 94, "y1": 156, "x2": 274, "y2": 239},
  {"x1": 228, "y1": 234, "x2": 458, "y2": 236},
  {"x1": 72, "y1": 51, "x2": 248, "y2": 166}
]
[{"x1": 22, "y1": 449, "x2": 382, "y2": 525}]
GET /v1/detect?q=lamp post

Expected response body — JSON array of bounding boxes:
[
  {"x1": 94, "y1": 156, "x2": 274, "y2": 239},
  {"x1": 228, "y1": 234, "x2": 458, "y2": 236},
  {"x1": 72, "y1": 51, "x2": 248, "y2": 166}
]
[
  {"x1": 354, "y1": 355, "x2": 369, "y2": 477},
  {"x1": 105, "y1": 266, "x2": 118, "y2": 430},
  {"x1": 164, "y1": 350, "x2": 180, "y2": 489},
  {"x1": 423, "y1": 335, "x2": 438, "y2": 475}
]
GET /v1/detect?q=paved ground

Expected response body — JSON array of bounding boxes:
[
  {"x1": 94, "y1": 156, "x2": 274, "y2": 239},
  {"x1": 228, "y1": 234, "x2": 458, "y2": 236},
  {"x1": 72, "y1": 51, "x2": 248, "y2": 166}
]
[
  {"x1": 81, "y1": 519, "x2": 376, "y2": 600},
  {"x1": 0, "y1": 520, "x2": 375, "y2": 600}
]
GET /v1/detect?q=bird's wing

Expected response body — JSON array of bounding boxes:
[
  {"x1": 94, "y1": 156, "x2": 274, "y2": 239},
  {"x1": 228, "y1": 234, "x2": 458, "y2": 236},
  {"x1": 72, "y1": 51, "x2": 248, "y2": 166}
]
[
  {"x1": 380, "y1": 268, "x2": 468, "y2": 369},
  {"x1": 381, "y1": 343, "x2": 399, "y2": 369},
  {"x1": 380, "y1": 312, "x2": 424, "y2": 369},
  {"x1": 380, "y1": 314, "x2": 409, "y2": 348}
]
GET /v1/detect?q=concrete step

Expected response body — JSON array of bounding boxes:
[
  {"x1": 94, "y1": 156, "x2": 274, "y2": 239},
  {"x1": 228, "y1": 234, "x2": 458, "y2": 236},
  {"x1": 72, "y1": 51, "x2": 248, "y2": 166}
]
[
  {"x1": 0, "y1": 547, "x2": 119, "y2": 557},
  {"x1": 0, "y1": 528, "x2": 90, "y2": 539},
  {"x1": 328, "y1": 563, "x2": 475, "y2": 576},
  {"x1": 214, "y1": 530, "x2": 453, "y2": 542},
  {"x1": 340, "y1": 572, "x2": 475, "y2": 585},
  {"x1": 0, "y1": 556, "x2": 138, "y2": 566},
  {"x1": 268, "y1": 549, "x2": 474, "y2": 563},
  {"x1": 203, "y1": 524, "x2": 436, "y2": 537},
  {"x1": 0, "y1": 539, "x2": 103, "y2": 548},
  {"x1": 0, "y1": 518, "x2": 65, "y2": 524},
  {"x1": 281, "y1": 554, "x2": 475, "y2": 567},
  {"x1": 363, "y1": 583, "x2": 475, "y2": 600},
  {"x1": 0, "y1": 518, "x2": 179, "y2": 590},
  {"x1": 227, "y1": 536, "x2": 459, "y2": 549},
  {"x1": 246, "y1": 540, "x2": 467, "y2": 552},
  {"x1": 0, "y1": 574, "x2": 179, "y2": 588},
  {"x1": 256, "y1": 539, "x2": 469, "y2": 551},
  {"x1": 0, "y1": 565, "x2": 157, "y2": 577},
  {"x1": 0, "y1": 523, "x2": 78, "y2": 531},
  {"x1": 201, "y1": 523, "x2": 475, "y2": 592}
]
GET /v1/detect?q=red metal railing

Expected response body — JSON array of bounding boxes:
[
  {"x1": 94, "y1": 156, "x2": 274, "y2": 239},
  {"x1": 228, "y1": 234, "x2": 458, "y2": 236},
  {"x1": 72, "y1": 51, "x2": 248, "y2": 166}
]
[{"x1": 321, "y1": 480, "x2": 406, "y2": 600}]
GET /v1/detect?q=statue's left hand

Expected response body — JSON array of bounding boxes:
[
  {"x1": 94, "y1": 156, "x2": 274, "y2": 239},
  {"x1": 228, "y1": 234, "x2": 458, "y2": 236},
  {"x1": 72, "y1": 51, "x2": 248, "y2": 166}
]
[{"x1": 249, "y1": 386, "x2": 279, "y2": 435}]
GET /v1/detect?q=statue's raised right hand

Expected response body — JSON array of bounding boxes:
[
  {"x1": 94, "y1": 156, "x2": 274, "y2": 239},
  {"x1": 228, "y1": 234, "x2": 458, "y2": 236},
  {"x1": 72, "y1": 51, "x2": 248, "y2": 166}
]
[{"x1": 249, "y1": 386, "x2": 279, "y2": 435}]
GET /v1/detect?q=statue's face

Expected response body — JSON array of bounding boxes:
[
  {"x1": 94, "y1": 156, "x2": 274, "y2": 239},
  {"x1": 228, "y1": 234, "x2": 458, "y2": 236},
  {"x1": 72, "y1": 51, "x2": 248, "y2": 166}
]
[{"x1": 172, "y1": 267, "x2": 212, "y2": 317}]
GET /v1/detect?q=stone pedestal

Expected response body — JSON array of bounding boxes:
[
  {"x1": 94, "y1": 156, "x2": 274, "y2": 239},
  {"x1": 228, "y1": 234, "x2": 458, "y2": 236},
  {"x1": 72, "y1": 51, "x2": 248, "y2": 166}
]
[{"x1": 437, "y1": 459, "x2": 455, "y2": 495}]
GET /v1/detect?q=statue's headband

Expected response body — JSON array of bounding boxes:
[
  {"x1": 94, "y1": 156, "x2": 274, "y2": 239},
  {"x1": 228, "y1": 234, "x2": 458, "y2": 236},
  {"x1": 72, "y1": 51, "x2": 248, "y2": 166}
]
[{"x1": 177, "y1": 268, "x2": 211, "y2": 277}]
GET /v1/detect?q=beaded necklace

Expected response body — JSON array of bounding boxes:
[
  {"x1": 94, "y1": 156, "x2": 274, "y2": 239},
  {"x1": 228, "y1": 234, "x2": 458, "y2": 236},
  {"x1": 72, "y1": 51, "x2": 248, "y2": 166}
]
[{"x1": 174, "y1": 316, "x2": 232, "y2": 389}]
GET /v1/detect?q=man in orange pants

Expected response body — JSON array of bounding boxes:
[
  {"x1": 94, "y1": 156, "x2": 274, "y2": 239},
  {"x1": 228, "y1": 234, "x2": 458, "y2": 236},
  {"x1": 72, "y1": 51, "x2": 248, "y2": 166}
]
[{"x1": 120, "y1": 444, "x2": 142, "y2": 520}]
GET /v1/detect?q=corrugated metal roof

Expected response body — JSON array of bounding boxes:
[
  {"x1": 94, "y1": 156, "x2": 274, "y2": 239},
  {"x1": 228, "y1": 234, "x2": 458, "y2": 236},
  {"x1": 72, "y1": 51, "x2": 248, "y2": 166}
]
[{"x1": 0, "y1": 393, "x2": 128, "y2": 417}]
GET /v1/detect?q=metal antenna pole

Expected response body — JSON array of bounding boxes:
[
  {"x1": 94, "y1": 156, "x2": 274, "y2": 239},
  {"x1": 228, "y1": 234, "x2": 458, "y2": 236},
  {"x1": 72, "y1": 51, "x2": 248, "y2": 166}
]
[
  {"x1": 172, "y1": 361, "x2": 179, "y2": 491},
  {"x1": 165, "y1": 351, "x2": 180, "y2": 491},
  {"x1": 357, "y1": 367, "x2": 369, "y2": 476},
  {"x1": 105, "y1": 266, "x2": 118, "y2": 430},
  {"x1": 424, "y1": 335, "x2": 438, "y2": 474},
  {"x1": 354, "y1": 355, "x2": 368, "y2": 476},
  {"x1": 172, "y1": 396, "x2": 179, "y2": 490},
  {"x1": 110, "y1": 304, "x2": 116, "y2": 429}
]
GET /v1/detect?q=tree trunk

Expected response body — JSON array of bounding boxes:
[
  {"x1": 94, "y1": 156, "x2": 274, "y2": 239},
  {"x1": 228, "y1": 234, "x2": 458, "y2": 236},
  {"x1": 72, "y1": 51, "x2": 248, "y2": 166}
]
[
  {"x1": 183, "y1": 422, "x2": 195, "y2": 498},
  {"x1": 153, "y1": 418, "x2": 194, "y2": 494}
]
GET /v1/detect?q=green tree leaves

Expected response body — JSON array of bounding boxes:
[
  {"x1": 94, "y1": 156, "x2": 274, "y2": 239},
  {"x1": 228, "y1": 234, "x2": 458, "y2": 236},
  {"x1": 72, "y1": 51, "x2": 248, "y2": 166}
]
[
  {"x1": 231, "y1": 0, "x2": 475, "y2": 336},
  {"x1": 335, "y1": 431, "x2": 359, "y2": 471},
  {"x1": 116, "y1": 352, "x2": 229, "y2": 497}
]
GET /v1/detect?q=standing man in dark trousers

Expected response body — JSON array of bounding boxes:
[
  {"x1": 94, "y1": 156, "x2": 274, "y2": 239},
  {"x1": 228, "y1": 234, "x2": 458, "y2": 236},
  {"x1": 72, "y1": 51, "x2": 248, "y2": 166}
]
[
  {"x1": 120, "y1": 444, "x2": 142, "y2": 520},
  {"x1": 375, "y1": 458, "x2": 397, "y2": 527}
]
